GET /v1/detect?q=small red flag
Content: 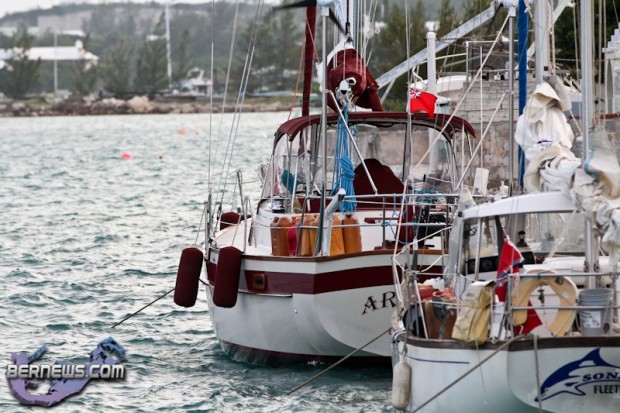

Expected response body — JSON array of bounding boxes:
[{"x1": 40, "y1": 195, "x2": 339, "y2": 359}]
[
  {"x1": 408, "y1": 89, "x2": 437, "y2": 117},
  {"x1": 495, "y1": 236, "x2": 542, "y2": 334}
]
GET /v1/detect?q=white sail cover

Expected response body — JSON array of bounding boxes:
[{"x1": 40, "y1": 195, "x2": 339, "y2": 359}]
[
  {"x1": 515, "y1": 78, "x2": 574, "y2": 159},
  {"x1": 515, "y1": 79, "x2": 620, "y2": 265}
]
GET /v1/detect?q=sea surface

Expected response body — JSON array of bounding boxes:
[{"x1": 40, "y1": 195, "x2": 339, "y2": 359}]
[{"x1": 0, "y1": 112, "x2": 392, "y2": 412}]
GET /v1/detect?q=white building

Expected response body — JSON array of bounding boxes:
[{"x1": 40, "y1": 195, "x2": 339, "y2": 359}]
[
  {"x1": 604, "y1": 23, "x2": 620, "y2": 114},
  {"x1": 0, "y1": 40, "x2": 98, "y2": 69}
]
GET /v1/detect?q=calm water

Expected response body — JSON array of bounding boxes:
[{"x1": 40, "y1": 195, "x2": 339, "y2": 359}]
[{"x1": 0, "y1": 113, "x2": 392, "y2": 412}]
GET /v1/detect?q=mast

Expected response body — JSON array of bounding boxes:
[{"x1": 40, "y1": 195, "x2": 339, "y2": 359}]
[
  {"x1": 302, "y1": 6, "x2": 317, "y2": 117},
  {"x1": 316, "y1": 5, "x2": 329, "y2": 255},
  {"x1": 507, "y1": 3, "x2": 516, "y2": 193},
  {"x1": 517, "y1": 0, "x2": 528, "y2": 191},
  {"x1": 165, "y1": 1, "x2": 172, "y2": 90},
  {"x1": 427, "y1": 28, "x2": 438, "y2": 171},
  {"x1": 534, "y1": 0, "x2": 549, "y2": 84},
  {"x1": 580, "y1": 0, "x2": 596, "y2": 281}
]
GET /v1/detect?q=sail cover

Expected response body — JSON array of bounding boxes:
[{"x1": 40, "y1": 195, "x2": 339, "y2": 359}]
[
  {"x1": 326, "y1": 47, "x2": 383, "y2": 112},
  {"x1": 516, "y1": 78, "x2": 620, "y2": 265}
]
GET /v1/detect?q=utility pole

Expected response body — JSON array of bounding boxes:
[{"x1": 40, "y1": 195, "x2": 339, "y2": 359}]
[
  {"x1": 165, "y1": 1, "x2": 172, "y2": 90},
  {"x1": 53, "y1": 31, "x2": 58, "y2": 96}
]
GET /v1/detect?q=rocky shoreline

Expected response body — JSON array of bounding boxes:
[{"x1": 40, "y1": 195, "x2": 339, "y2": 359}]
[{"x1": 0, "y1": 95, "x2": 294, "y2": 117}]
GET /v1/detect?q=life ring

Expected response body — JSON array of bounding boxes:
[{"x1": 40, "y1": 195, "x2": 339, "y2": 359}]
[{"x1": 510, "y1": 269, "x2": 578, "y2": 337}]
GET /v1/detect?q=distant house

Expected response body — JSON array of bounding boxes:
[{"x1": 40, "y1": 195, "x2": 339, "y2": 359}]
[
  {"x1": 604, "y1": 24, "x2": 620, "y2": 114},
  {"x1": 0, "y1": 40, "x2": 98, "y2": 70},
  {"x1": 175, "y1": 67, "x2": 212, "y2": 96}
]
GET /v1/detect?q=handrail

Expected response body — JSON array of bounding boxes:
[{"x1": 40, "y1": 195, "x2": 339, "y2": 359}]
[
  {"x1": 511, "y1": 271, "x2": 618, "y2": 278},
  {"x1": 511, "y1": 305, "x2": 619, "y2": 311}
]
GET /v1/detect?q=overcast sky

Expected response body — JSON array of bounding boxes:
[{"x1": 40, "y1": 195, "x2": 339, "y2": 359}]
[{"x1": 0, "y1": 1, "x2": 264, "y2": 18}]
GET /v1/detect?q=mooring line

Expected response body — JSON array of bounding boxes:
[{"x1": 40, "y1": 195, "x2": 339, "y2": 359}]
[
  {"x1": 411, "y1": 335, "x2": 524, "y2": 413},
  {"x1": 111, "y1": 287, "x2": 176, "y2": 329},
  {"x1": 286, "y1": 327, "x2": 391, "y2": 396}
]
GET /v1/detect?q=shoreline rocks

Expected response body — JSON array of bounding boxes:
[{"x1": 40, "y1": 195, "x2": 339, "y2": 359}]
[{"x1": 0, "y1": 95, "x2": 293, "y2": 117}]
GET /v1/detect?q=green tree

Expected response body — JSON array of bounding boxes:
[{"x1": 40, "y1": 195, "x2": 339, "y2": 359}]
[
  {"x1": 232, "y1": 2, "x2": 304, "y2": 94},
  {"x1": 435, "y1": 0, "x2": 464, "y2": 76},
  {"x1": 462, "y1": 0, "x2": 507, "y2": 38},
  {"x1": 0, "y1": 25, "x2": 41, "y2": 99},
  {"x1": 71, "y1": 34, "x2": 99, "y2": 95},
  {"x1": 437, "y1": 0, "x2": 459, "y2": 38},
  {"x1": 368, "y1": 1, "x2": 428, "y2": 108},
  {"x1": 118, "y1": 14, "x2": 137, "y2": 38},
  {"x1": 83, "y1": 4, "x2": 117, "y2": 35},
  {"x1": 134, "y1": 12, "x2": 169, "y2": 93},
  {"x1": 271, "y1": 7, "x2": 301, "y2": 89},
  {"x1": 173, "y1": 28, "x2": 193, "y2": 82},
  {"x1": 243, "y1": 12, "x2": 276, "y2": 93},
  {"x1": 100, "y1": 38, "x2": 134, "y2": 94},
  {"x1": 553, "y1": 0, "x2": 617, "y2": 81}
]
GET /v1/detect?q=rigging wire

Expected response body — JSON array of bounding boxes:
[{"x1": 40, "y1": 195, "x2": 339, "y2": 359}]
[
  {"x1": 598, "y1": 0, "x2": 604, "y2": 122},
  {"x1": 592, "y1": 1, "x2": 605, "y2": 122},
  {"x1": 218, "y1": 1, "x2": 265, "y2": 215},
  {"x1": 573, "y1": 2, "x2": 580, "y2": 88},
  {"x1": 210, "y1": 0, "x2": 241, "y2": 193},
  {"x1": 364, "y1": 0, "x2": 380, "y2": 60},
  {"x1": 208, "y1": 0, "x2": 215, "y2": 190},
  {"x1": 214, "y1": 0, "x2": 265, "y2": 215},
  {"x1": 412, "y1": 12, "x2": 512, "y2": 188},
  {"x1": 288, "y1": 34, "x2": 306, "y2": 120},
  {"x1": 548, "y1": 0, "x2": 556, "y2": 75},
  {"x1": 405, "y1": 0, "x2": 411, "y2": 90}
]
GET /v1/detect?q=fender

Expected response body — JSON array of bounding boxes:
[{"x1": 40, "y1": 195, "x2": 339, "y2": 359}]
[{"x1": 213, "y1": 246, "x2": 242, "y2": 308}]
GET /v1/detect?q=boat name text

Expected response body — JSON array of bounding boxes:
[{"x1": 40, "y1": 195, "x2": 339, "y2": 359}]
[
  {"x1": 537, "y1": 349, "x2": 620, "y2": 402},
  {"x1": 362, "y1": 291, "x2": 396, "y2": 315},
  {"x1": 593, "y1": 384, "x2": 620, "y2": 394}
]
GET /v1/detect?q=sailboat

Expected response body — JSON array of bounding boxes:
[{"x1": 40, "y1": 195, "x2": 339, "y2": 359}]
[
  {"x1": 172, "y1": 0, "x2": 479, "y2": 366},
  {"x1": 390, "y1": 1, "x2": 620, "y2": 412}
]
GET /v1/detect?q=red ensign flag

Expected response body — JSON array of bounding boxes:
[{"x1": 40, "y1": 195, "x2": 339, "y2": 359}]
[
  {"x1": 495, "y1": 236, "x2": 542, "y2": 334},
  {"x1": 408, "y1": 89, "x2": 437, "y2": 117}
]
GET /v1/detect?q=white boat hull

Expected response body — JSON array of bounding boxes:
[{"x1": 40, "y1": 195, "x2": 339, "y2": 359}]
[
  {"x1": 393, "y1": 335, "x2": 620, "y2": 413},
  {"x1": 206, "y1": 248, "x2": 443, "y2": 366}
]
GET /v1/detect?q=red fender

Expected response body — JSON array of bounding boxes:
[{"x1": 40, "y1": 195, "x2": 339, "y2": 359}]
[
  {"x1": 220, "y1": 211, "x2": 241, "y2": 230},
  {"x1": 213, "y1": 246, "x2": 242, "y2": 308},
  {"x1": 173, "y1": 247, "x2": 203, "y2": 307}
]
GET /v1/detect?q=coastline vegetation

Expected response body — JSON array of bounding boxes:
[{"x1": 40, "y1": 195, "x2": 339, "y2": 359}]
[{"x1": 0, "y1": 0, "x2": 616, "y2": 113}]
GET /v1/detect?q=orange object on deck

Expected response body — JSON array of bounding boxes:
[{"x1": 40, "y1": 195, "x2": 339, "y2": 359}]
[
  {"x1": 329, "y1": 214, "x2": 345, "y2": 256},
  {"x1": 287, "y1": 225, "x2": 298, "y2": 256},
  {"x1": 270, "y1": 217, "x2": 288, "y2": 256},
  {"x1": 342, "y1": 213, "x2": 362, "y2": 253},
  {"x1": 308, "y1": 214, "x2": 321, "y2": 255},
  {"x1": 298, "y1": 214, "x2": 316, "y2": 256},
  {"x1": 278, "y1": 217, "x2": 294, "y2": 256}
]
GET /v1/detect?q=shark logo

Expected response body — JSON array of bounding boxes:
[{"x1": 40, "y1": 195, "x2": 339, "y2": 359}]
[{"x1": 537, "y1": 348, "x2": 620, "y2": 402}]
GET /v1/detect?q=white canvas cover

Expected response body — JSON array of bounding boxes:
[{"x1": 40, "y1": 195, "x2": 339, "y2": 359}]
[
  {"x1": 515, "y1": 77, "x2": 620, "y2": 266},
  {"x1": 515, "y1": 79, "x2": 574, "y2": 162}
]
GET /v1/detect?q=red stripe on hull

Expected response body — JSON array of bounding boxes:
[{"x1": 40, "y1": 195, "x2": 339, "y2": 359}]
[
  {"x1": 207, "y1": 249, "x2": 442, "y2": 295},
  {"x1": 243, "y1": 266, "x2": 395, "y2": 295}
]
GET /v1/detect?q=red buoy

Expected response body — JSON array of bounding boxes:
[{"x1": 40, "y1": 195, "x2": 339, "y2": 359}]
[
  {"x1": 173, "y1": 247, "x2": 203, "y2": 307},
  {"x1": 213, "y1": 246, "x2": 242, "y2": 308}
]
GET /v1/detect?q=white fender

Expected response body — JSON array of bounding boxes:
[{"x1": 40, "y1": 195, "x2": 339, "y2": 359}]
[{"x1": 392, "y1": 359, "x2": 412, "y2": 411}]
